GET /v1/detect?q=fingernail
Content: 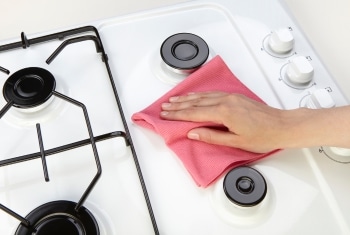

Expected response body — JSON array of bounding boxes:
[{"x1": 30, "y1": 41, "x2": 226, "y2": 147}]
[
  {"x1": 160, "y1": 111, "x2": 169, "y2": 116},
  {"x1": 188, "y1": 132, "x2": 199, "y2": 140},
  {"x1": 161, "y1": 102, "x2": 171, "y2": 108},
  {"x1": 169, "y1": 96, "x2": 179, "y2": 102}
]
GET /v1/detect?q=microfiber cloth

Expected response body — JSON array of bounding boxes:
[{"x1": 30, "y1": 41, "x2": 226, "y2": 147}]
[{"x1": 131, "y1": 55, "x2": 278, "y2": 187}]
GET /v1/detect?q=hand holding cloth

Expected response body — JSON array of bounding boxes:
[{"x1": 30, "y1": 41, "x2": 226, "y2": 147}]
[{"x1": 132, "y1": 56, "x2": 277, "y2": 187}]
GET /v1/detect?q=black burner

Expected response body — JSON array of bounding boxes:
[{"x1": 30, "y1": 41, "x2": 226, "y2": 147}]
[
  {"x1": 3, "y1": 67, "x2": 56, "y2": 108},
  {"x1": 223, "y1": 166, "x2": 267, "y2": 207},
  {"x1": 160, "y1": 33, "x2": 209, "y2": 73},
  {"x1": 15, "y1": 201, "x2": 99, "y2": 235}
]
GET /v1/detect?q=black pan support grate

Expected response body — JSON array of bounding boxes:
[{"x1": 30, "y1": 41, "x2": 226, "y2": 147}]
[{"x1": 0, "y1": 26, "x2": 159, "y2": 234}]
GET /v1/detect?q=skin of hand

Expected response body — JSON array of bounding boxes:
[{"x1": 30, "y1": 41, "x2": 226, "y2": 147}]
[{"x1": 160, "y1": 91, "x2": 350, "y2": 153}]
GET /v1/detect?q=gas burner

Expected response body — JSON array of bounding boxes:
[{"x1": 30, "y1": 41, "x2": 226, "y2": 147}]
[
  {"x1": 223, "y1": 166, "x2": 267, "y2": 207},
  {"x1": 3, "y1": 67, "x2": 56, "y2": 109},
  {"x1": 210, "y1": 166, "x2": 272, "y2": 227},
  {"x1": 15, "y1": 201, "x2": 99, "y2": 235},
  {"x1": 160, "y1": 33, "x2": 209, "y2": 75},
  {"x1": 152, "y1": 33, "x2": 211, "y2": 85}
]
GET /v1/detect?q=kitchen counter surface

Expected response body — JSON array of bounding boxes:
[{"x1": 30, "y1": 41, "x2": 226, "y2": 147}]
[{"x1": 1, "y1": 0, "x2": 350, "y2": 99}]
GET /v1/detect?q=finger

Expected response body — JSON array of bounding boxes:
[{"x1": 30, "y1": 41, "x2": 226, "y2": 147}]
[
  {"x1": 160, "y1": 105, "x2": 223, "y2": 123},
  {"x1": 188, "y1": 128, "x2": 275, "y2": 153},
  {"x1": 187, "y1": 127, "x2": 239, "y2": 148},
  {"x1": 162, "y1": 92, "x2": 228, "y2": 111},
  {"x1": 188, "y1": 128, "x2": 271, "y2": 153},
  {"x1": 161, "y1": 98, "x2": 217, "y2": 111},
  {"x1": 168, "y1": 91, "x2": 227, "y2": 103}
]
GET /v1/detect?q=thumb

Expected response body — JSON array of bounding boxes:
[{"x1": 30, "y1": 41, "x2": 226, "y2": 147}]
[{"x1": 187, "y1": 127, "x2": 238, "y2": 147}]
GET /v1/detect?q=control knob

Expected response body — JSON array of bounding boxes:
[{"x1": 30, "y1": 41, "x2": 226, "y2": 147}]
[
  {"x1": 286, "y1": 56, "x2": 314, "y2": 85},
  {"x1": 268, "y1": 28, "x2": 294, "y2": 54},
  {"x1": 329, "y1": 147, "x2": 350, "y2": 157},
  {"x1": 306, "y1": 89, "x2": 335, "y2": 109}
]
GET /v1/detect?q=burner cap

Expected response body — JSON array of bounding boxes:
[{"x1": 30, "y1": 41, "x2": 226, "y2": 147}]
[
  {"x1": 15, "y1": 201, "x2": 99, "y2": 235},
  {"x1": 223, "y1": 167, "x2": 267, "y2": 207},
  {"x1": 160, "y1": 33, "x2": 209, "y2": 73},
  {"x1": 3, "y1": 67, "x2": 56, "y2": 108}
]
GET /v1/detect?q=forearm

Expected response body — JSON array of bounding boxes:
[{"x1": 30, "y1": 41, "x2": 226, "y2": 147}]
[{"x1": 279, "y1": 106, "x2": 350, "y2": 149}]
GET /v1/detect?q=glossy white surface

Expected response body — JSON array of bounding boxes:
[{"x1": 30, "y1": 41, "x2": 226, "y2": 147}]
[{"x1": 1, "y1": 0, "x2": 350, "y2": 234}]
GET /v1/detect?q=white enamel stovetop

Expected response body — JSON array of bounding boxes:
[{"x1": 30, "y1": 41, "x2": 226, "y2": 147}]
[
  {"x1": 1, "y1": 0, "x2": 350, "y2": 234},
  {"x1": 96, "y1": 0, "x2": 350, "y2": 234}
]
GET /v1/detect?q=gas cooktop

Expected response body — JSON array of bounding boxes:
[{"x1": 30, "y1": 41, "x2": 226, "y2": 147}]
[{"x1": 1, "y1": 0, "x2": 349, "y2": 234}]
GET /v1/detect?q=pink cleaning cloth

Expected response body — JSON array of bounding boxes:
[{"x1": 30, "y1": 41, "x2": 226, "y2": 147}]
[{"x1": 132, "y1": 55, "x2": 278, "y2": 187}]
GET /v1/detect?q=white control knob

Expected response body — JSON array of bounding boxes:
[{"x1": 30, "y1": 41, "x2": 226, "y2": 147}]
[
  {"x1": 330, "y1": 147, "x2": 350, "y2": 157},
  {"x1": 268, "y1": 28, "x2": 294, "y2": 54},
  {"x1": 286, "y1": 56, "x2": 314, "y2": 85},
  {"x1": 306, "y1": 89, "x2": 335, "y2": 109}
]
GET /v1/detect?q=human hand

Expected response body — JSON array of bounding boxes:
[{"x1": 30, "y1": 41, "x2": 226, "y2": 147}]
[{"x1": 160, "y1": 91, "x2": 285, "y2": 153}]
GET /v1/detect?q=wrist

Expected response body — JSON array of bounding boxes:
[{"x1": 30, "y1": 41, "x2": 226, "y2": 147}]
[
  {"x1": 278, "y1": 106, "x2": 350, "y2": 149},
  {"x1": 278, "y1": 108, "x2": 317, "y2": 149}
]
